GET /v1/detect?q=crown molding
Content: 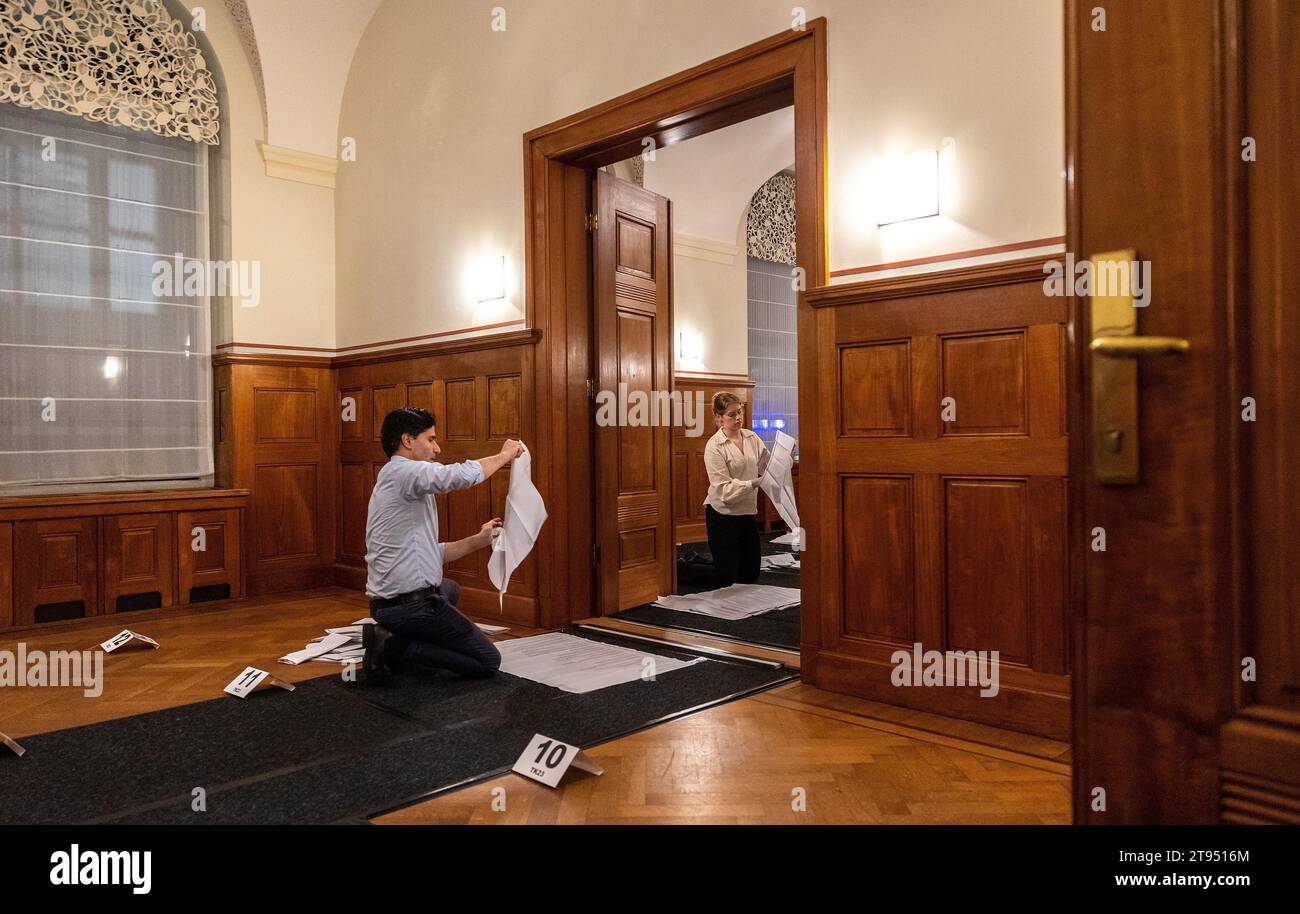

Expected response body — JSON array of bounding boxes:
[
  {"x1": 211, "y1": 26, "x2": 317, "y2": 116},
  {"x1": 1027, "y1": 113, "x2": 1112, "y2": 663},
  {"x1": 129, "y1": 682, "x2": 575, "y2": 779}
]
[
  {"x1": 674, "y1": 233, "x2": 739, "y2": 265},
  {"x1": 257, "y1": 141, "x2": 338, "y2": 188}
]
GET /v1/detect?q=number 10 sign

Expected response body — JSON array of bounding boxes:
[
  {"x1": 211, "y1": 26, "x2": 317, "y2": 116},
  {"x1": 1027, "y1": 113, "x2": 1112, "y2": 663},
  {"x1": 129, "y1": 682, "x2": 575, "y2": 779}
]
[{"x1": 512, "y1": 733, "x2": 604, "y2": 788}]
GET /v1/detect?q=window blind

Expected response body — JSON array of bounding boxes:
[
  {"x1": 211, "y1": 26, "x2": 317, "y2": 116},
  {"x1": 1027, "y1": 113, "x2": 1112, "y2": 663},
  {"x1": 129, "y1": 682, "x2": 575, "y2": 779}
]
[{"x1": 0, "y1": 102, "x2": 213, "y2": 489}]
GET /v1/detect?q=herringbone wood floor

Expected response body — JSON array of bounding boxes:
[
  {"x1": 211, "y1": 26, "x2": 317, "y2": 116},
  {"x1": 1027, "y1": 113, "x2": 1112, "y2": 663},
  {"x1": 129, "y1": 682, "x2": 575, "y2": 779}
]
[{"x1": 0, "y1": 588, "x2": 1072, "y2": 824}]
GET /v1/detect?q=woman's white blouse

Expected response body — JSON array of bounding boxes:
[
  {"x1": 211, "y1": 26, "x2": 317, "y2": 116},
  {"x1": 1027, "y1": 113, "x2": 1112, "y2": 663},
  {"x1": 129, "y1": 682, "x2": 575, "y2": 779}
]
[{"x1": 702, "y1": 427, "x2": 768, "y2": 515}]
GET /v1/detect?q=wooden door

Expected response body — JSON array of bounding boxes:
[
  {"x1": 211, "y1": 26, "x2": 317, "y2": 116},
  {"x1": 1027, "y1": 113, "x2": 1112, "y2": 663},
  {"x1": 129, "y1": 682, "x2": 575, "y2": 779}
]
[
  {"x1": 593, "y1": 171, "x2": 674, "y2": 612},
  {"x1": 1069, "y1": 0, "x2": 1299, "y2": 823},
  {"x1": 804, "y1": 261, "x2": 1070, "y2": 740}
]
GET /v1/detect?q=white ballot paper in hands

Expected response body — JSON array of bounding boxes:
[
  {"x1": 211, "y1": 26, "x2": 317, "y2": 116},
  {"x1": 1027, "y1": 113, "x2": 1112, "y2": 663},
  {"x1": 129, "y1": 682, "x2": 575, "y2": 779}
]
[
  {"x1": 758, "y1": 430, "x2": 803, "y2": 550},
  {"x1": 488, "y1": 443, "x2": 548, "y2": 608}
]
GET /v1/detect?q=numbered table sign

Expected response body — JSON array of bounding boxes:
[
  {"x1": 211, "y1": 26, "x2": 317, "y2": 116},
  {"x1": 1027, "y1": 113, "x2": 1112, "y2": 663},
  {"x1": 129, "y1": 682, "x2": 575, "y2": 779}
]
[
  {"x1": 1, "y1": 731, "x2": 25, "y2": 758},
  {"x1": 512, "y1": 733, "x2": 603, "y2": 788},
  {"x1": 100, "y1": 630, "x2": 160, "y2": 654},
  {"x1": 224, "y1": 666, "x2": 296, "y2": 700}
]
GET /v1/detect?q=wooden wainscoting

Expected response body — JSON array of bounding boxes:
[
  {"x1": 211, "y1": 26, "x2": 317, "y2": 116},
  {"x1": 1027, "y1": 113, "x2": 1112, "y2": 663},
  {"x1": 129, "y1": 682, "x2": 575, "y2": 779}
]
[
  {"x1": 671, "y1": 376, "x2": 754, "y2": 544},
  {"x1": 213, "y1": 357, "x2": 337, "y2": 597},
  {"x1": 803, "y1": 258, "x2": 1070, "y2": 740},
  {"x1": 0, "y1": 488, "x2": 248, "y2": 631},
  {"x1": 333, "y1": 332, "x2": 540, "y2": 627}
]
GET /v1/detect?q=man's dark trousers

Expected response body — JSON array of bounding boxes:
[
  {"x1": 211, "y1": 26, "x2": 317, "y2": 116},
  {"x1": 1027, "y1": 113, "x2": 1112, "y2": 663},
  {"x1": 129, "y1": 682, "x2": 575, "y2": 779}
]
[{"x1": 372, "y1": 579, "x2": 501, "y2": 678}]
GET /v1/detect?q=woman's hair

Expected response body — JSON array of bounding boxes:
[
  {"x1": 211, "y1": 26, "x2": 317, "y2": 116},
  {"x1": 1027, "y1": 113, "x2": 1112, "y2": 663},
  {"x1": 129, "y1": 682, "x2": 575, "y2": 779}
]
[{"x1": 712, "y1": 391, "x2": 742, "y2": 415}]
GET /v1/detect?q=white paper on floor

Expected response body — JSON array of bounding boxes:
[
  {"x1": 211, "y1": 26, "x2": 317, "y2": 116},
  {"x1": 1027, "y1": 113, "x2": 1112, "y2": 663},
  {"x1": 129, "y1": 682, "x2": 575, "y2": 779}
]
[
  {"x1": 281, "y1": 616, "x2": 510, "y2": 665},
  {"x1": 496, "y1": 632, "x2": 706, "y2": 694},
  {"x1": 488, "y1": 443, "x2": 548, "y2": 609},
  {"x1": 653, "y1": 583, "x2": 799, "y2": 620},
  {"x1": 760, "y1": 552, "x2": 800, "y2": 571}
]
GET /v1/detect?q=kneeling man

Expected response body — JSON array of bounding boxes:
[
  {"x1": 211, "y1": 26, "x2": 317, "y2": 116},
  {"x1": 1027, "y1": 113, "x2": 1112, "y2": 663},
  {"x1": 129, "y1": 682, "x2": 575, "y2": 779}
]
[{"x1": 362, "y1": 406, "x2": 524, "y2": 681}]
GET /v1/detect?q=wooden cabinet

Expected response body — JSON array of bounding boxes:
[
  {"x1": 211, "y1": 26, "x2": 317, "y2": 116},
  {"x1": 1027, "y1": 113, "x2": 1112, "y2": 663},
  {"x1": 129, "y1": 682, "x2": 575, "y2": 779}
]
[
  {"x1": 177, "y1": 509, "x2": 242, "y2": 602},
  {"x1": 0, "y1": 522, "x2": 13, "y2": 629},
  {"x1": 104, "y1": 513, "x2": 176, "y2": 612},
  {"x1": 14, "y1": 517, "x2": 99, "y2": 626},
  {"x1": 0, "y1": 489, "x2": 248, "y2": 632}
]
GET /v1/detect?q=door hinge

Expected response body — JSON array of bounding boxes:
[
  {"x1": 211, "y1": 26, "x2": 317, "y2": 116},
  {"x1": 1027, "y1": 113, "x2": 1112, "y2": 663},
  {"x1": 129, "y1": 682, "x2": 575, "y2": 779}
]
[
  {"x1": 586, "y1": 378, "x2": 595, "y2": 401},
  {"x1": 585, "y1": 212, "x2": 598, "y2": 231},
  {"x1": 592, "y1": 543, "x2": 601, "y2": 565}
]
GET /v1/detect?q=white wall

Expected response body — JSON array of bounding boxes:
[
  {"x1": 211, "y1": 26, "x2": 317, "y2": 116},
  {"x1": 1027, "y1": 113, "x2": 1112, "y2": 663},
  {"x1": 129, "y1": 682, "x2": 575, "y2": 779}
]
[
  {"x1": 179, "y1": 0, "x2": 337, "y2": 350},
  {"x1": 641, "y1": 107, "x2": 795, "y2": 377},
  {"x1": 332, "y1": 0, "x2": 1063, "y2": 353}
]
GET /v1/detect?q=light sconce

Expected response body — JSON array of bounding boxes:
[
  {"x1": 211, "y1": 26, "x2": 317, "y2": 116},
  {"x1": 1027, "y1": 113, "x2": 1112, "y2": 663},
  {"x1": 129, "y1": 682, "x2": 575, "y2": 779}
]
[
  {"x1": 872, "y1": 148, "x2": 940, "y2": 225},
  {"x1": 678, "y1": 330, "x2": 703, "y2": 361},
  {"x1": 102, "y1": 356, "x2": 122, "y2": 380},
  {"x1": 474, "y1": 255, "x2": 506, "y2": 302}
]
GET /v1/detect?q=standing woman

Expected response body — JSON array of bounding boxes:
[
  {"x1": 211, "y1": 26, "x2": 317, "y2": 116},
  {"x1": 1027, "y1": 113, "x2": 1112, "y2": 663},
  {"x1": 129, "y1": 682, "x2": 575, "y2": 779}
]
[{"x1": 702, "y1": 392, "x2": 770, "y2": 586}]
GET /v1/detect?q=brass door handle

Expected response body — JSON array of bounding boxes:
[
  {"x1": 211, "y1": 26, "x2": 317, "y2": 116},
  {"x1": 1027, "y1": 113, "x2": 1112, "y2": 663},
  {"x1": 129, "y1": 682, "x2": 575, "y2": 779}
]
[{"x1": 1090, "y1": 336, "x2": 1190, "y2": 357}]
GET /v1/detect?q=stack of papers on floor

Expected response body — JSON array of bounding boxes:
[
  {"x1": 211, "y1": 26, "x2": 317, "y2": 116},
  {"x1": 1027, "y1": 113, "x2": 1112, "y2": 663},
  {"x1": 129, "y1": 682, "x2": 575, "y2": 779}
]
[
  {"x1": 279, "y1": 617, "x2": 512, "y2": 665},
  {"x1": 760, "y1": 552, "x2": 800, "y2": 571},
  {"x1": 496, "y1": 632, "x2": 706, "y2": 693},
  {"x1": 653, "y1": 584, "x2": 800, "y2": 620}
]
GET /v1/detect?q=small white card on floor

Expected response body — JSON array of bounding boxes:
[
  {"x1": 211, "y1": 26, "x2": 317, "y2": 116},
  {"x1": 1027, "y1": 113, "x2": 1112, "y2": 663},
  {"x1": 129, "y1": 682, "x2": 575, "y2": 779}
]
[
  {"x1": 100, "y1": 629, "x2": 160, "y2": 653},
  {"x1": 1, "y1": 730, "x2": 25, "y2": 757},
  {"x1": 224, "y1": 666, "x2": 296, "y2": 699},
  {"x1": 512, "y1": 733, "x2": 603, "y2": 787}
]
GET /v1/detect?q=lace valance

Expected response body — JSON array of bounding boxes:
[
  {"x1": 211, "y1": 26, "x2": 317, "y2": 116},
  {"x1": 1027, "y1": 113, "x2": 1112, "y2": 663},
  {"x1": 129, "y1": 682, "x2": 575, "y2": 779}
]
[
  {"x1": 747, "y1": 171, "x2": 796, "y2": 266},
  {"x1": 1, "y1": 0, "x2": 220, "y2": 144}
]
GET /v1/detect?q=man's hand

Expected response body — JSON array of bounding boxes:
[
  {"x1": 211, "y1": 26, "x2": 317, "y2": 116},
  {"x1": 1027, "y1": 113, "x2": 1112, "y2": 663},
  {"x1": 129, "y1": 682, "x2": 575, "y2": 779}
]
[
  {"x1": 499, "y1": 439, "x2": 524, "y2": 462},
  {"x1": 479, "y1": 517, "x2": 503, "y2": 547}
]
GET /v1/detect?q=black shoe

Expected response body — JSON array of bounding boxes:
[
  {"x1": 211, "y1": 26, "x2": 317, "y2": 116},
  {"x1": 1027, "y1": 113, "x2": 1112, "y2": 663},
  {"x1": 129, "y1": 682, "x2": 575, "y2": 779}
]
[{"x1": 362, "y1": 623, "x2": 395, "y2": 683}]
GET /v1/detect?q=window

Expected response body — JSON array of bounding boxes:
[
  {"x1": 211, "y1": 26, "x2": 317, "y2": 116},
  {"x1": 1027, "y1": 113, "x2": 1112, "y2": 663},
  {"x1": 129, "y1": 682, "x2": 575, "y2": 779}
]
[{"x1": 0, "y1": 103, "x2": 213, "y2": 490}]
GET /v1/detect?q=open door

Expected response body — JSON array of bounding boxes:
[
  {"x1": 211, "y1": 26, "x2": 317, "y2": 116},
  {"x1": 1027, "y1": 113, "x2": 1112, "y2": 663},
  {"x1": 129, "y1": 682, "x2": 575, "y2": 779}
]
[
  {"x1": 1069, "y1": 0, "x2": 1299, "y2": 823},
  {"x1": 592, "y1": 171, "x2": 675, "y2": 613}
]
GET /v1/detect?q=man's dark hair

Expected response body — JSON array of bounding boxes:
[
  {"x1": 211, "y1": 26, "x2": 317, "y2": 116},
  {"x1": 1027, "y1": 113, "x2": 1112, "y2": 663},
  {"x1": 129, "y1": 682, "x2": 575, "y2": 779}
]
[{"x1": 381, "y1": 406, "x2": 436, "y2": 457}]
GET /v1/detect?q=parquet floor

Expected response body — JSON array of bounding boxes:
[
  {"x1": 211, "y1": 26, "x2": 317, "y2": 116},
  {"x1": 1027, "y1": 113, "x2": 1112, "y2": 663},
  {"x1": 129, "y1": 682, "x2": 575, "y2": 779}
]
[{"x1": 0, "y1": 588, "x2": 1072, "y2": 824}]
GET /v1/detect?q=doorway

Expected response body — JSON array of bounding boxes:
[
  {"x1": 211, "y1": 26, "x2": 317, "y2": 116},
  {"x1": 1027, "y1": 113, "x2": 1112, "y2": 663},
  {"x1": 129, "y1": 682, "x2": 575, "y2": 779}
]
[
  {"x1": 521, "y1": 20, "x2": 828, "y2": 637},
  {"x1": 593, "y1": 109, "x2": 804, "y2": 652}
]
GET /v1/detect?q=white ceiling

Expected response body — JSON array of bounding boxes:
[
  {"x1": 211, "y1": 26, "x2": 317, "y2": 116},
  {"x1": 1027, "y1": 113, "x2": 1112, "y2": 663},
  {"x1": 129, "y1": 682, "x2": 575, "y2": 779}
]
[{"x1": 243, "y1": 0, "x2": 383, "y2": 156}]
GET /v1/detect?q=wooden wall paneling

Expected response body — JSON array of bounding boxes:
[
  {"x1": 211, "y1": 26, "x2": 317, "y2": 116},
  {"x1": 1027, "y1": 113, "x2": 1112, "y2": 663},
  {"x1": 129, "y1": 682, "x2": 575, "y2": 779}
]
[
  {"x1": 371, "y1": 385, "x2": 403, "y2": 441},
  {"x1": 840, "y1": 475, "x2": 914, "y2": 644},
  {"x1": 340, "y1": 386, "x2": 366, "y2": 442},
  {"x1": 177, "y1": 509, "x2": 242, "y2": 601},
  {"x1": 14, "y1": 517, "x2": 99, "y2": 626},
  {"x1": 0, "y1": 522, "x2": 12, "y2": 629},
  {"x1": 332, "y1": 343, "x2": 540, "y2": 625},
  {"x1": 228, "y1": 364, "x2": 337, "y2": 595},
  {"x1": 102, "y1": 512, "x2": 176, "y2": 612},
  {"x1": 214, "y1": 364, "x2": 234, "y2": 488},
  {"x1": 805, "y1": 257, "x2": 1070, "y2": 739},
  {"x1": 0, "y1": 492, "x2": 247, "y2": 633}
]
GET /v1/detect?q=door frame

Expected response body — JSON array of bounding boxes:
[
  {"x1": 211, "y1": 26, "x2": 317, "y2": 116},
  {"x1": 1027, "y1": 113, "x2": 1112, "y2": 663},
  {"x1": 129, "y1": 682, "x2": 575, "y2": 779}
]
[{"x1": 521, "y1": 19, "x2": 829, "y2": 627}]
